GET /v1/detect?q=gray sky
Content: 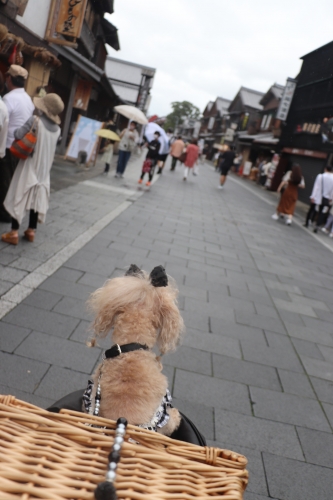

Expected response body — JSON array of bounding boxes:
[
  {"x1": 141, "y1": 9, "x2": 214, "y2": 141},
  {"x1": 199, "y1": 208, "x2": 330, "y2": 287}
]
[{"x1": 108, "y1": 0, "x2": 333, "y2": 117}]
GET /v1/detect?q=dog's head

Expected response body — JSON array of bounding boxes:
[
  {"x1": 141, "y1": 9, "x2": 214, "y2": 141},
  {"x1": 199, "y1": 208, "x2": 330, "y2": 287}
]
[{"x1": 87, "y1": 264, "x2": 184, "y2": 354}]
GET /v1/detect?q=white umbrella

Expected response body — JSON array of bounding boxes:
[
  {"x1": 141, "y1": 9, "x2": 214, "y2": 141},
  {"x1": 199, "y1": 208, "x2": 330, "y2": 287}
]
[
  {"x1": 144, "y1": 122, "x2": 170, "y2": 154},
  {"x1": 114, "y1": 105, "x2": 148, "y2": 125}
]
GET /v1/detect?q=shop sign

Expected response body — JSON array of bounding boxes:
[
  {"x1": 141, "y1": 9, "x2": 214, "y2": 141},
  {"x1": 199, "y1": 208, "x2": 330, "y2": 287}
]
[
  {"x1": 56, "y1": 0, "x2": 88, "y2": 38},
  {"x1": 295, "y1": 122, "x2": 321, "y2": 134},
  {"x1": 276, "y1": 78, "x2": 297, "y2": 121},
  {"x1": 73, "y1": 80, "x2": 92, "y2": 111},
  {"x1": 282, "y1": 147, "x2": 327, "y2": 159},
  {"x1": 224, "y1": 128, "x2": 234, "y2": 141},
  {"x1": 46, "y1": 0, "x2": 88, "y2": 46}
]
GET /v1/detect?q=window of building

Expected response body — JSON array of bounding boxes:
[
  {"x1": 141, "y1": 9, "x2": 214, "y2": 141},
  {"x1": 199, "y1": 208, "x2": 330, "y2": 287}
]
[
  {"x1": 261, "y1": 114, "x2": 272, "y2": 130},
  {"x1": 265, "y1": 114, "x2": 272, "y2": 130},
  {"x1": 261, "y1": 115, "x2": 267, "y2": 129},
  {"x1": 208, "y1": 117, "x2": 215, "y2": 130}
]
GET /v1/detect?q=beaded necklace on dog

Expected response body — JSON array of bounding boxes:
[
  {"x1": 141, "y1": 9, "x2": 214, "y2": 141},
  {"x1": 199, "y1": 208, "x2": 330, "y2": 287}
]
[{"x1": 82, "y1": 342, "x2": 173, "y2": 431}]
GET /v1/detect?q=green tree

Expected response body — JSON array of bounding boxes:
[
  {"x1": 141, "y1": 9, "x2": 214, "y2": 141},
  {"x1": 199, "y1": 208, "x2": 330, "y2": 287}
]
[{"x1": 164, "y1": 101, "x2": 200, "y2": 131}]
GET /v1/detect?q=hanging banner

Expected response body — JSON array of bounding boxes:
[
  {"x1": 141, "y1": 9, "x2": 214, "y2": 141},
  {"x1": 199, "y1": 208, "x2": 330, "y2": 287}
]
[
  {"x1": 276, "y1": 78, "x2": 297, "y2": 121},
  {"x1": 66, "y1": 115, "x2": 103, "y2": 163},
  {"x1": 73, "y1": 80, "x2": 93, "y2": 110}
]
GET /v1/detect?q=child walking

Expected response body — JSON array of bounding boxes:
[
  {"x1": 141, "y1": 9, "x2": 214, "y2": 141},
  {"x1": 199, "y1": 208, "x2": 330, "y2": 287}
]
[
  {"x1": 138, "y1": 131, "x2": 160, "y2": 186},
  {"x1": 101, "y1": 140, "x2": 114, "y2": 174}
]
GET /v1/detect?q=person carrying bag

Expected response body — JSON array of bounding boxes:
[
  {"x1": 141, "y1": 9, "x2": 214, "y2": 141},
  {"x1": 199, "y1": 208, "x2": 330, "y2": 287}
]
[
  {"x1": 1, "y1": 93, "x2": 64, "y2": 245},
  {"x1": 138, "y1": 132, "x2": 161, "y2": 187},
  {"x1": 10, "y1": 116, "x2": 38, "y2": 160}
]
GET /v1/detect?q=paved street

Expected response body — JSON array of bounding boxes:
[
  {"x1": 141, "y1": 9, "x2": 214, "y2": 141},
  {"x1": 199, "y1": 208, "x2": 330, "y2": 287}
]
[{"x1": 1, "y1": 154, "x2": 333, "y2": 500}]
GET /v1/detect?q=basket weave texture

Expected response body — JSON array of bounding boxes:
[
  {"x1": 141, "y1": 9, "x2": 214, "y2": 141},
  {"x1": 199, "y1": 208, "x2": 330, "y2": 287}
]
[{"x1": 0, "y1": 395, "x2": 248, "y2": 500}]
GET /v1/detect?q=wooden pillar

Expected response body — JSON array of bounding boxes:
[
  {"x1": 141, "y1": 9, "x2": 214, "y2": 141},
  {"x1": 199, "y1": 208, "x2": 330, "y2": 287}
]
[
  {"x1": 24, "y1": 57, "x2": 51, "y2": 97},
  {"x1": 58, "y1": 72, "x2": 78, "y2": 156}
]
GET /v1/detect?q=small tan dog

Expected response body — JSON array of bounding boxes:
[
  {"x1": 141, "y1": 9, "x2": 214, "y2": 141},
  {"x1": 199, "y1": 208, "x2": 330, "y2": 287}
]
[{"x1": 83, "y1": 264, "x2": 184, "y2": 436}]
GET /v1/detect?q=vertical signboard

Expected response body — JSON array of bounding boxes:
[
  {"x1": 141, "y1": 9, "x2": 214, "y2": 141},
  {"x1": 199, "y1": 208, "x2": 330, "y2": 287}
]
[
  {"x1": 276, "y1": 78, "x2": 297, "y2": 121},
  {"x1": 45, "y1": 0, "x2": 88, "y2": 46},
  {"x1": 56, "y1": 0, "x2": 88, "y2": 38}
]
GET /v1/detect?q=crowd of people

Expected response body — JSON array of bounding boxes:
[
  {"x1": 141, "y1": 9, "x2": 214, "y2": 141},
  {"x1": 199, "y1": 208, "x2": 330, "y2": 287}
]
[
  {"x1": 134, "y1": 129, "x2": 202, "y2": 186},
  {"x1": 0, "y1": 64, "x2": 64, "y2": 246}
]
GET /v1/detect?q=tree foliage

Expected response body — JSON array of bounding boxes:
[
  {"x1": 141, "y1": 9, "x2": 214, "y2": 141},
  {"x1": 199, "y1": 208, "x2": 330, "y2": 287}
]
[{"x1": 164, "y1": 101, "x2": 200, "y2": 130}]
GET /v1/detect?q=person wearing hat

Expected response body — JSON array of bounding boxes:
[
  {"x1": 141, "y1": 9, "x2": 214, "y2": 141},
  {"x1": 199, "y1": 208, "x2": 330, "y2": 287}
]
[
  {"x1": 1, "y1": 93, "x2": 64, "y2": 245},
  {"x1": 0, "y1": 64, "x2": 34, "y2": 222}
]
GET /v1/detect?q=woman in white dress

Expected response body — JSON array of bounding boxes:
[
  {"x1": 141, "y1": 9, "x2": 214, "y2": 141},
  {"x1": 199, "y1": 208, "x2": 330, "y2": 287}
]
[{"x1": 1, "y1": 93, "x2": 64, "y2": 245}]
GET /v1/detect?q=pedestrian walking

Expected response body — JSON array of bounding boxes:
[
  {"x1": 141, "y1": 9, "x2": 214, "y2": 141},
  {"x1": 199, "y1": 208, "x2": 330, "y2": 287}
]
[
  {"x1": 233, "y1": 153, "x2": 242, "y2": 174},
  {"x1": 138, "y1": 131, "x2": 161, "y2": 186},
  {"x1": 321, "y1": 210, "x2": 333, "y2": 237},
  {"x1": 156, "y1": 138, "x2": 170, "y2": 174},
  {"x1": 0, "y1": 65, "x2": 34, "y2": 222},
  {"x1": 0, "y1": 72, "x2": 8, "y2": 158},
  {"x1": 265, "y1": 158, "x2": 277, "y2": 189},
  {"x1": 115, "y1": 121, "x2": 138, "y2": 178},
  {"x1": 170, "y1": 135, "x2": 185, "y2": 171},
  {"x1": 259, "y1": 158, "x2": 270, "y2": 186},
  {"x1": 305, "y1": 165, "x2": 333, "y2": 232},
  {"x1": 183, "y1": 138, "x2": 199, "y2": 181},
  {"x1": 272, "y1": 164, "x2": 305, "y2": 225},
  {"x1": 101, "y1": 139, "x2": 114, "y2": 174},
  {"x1": 1, "y1": 93, "x2": 64, "y2": 245},
  {"x1": 217, "y1": 145, "x2": 236, "y2": 189}
]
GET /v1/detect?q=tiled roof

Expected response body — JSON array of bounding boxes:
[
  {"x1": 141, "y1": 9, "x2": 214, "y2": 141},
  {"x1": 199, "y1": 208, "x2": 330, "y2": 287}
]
[
  {"x1": 239, "y1": 87, "x2": 265, "y2": 109},
  {"x1": 270, "y1": 83, "x2": 285, "y2": 99},
  {"x1": 206, "y1": 101, "x2": 214, "y2": 112},
  {"x1": 259, "y1": 83, "x2": 285, "y2": 106},
  {"x1": 215, "y1": 97, "x2": 231, "y2": 114}
]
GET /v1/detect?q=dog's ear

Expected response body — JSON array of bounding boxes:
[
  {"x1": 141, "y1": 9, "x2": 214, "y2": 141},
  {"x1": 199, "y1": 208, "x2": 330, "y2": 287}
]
[
  {"x1": 125, "y1": 264, "x2": 143, "y2": 277},
  {"x1": 157, "y1": 285, "x2": 184, "y2": 355},
  {"x1": 88, "y1": 274, "x2": 150, "y2": 342},
  {"x1": 150, "y1": 265, "x2": 168, "y2": 287}
]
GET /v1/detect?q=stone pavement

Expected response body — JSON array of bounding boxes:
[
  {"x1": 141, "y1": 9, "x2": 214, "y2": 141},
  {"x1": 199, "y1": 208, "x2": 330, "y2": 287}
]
[
  {"x1": 1, "y1": 154, "x2": 333, "y2": 500},
  {"x1": 0, "y1": 151, "x2": 145, "y2": 319}
]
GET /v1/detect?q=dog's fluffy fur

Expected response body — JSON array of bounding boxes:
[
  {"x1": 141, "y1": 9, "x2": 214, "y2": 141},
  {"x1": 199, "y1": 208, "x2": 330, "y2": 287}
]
[{"x1": 86, "y1": 266, "x2": 184, "y2": 435}]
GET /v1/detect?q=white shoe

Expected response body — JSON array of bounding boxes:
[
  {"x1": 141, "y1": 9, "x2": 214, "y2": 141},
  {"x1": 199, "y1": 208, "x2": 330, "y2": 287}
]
[
  {"x1": 329, "y1": 233, "x2": 333, "y2": 238},
  {"x1": 321, "y1": 227, "x2": 329, "y2": 234},
  {"x1": 271, "y1": 213, "x2": 279, "y2": 220},
  {"x1": 286, "y1": 218, "x2": 292, "y2": 225},
  {"x1": 218, "y1": 185, "x2": 223, "y2": 189}
]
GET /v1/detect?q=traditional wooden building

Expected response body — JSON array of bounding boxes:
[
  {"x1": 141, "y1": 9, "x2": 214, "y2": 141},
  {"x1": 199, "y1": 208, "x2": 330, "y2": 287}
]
[
  {"x1": 273, "y1": 42, "x2": 333, "y2": 201},
  {"x1": 228, "y1": 87, "x2": 264, "y2": 134},
  {"x1": 0, "y1": 0, "x2": 121, "y2": 154},
  {"x1": 200, "y1": 96, "x2": 231, "y2": 158},
  {"x1": 238, "y1": 83, "x2": 284, "y2": 166},
  {"x1": 105, "y1": 57, "x2": 155, "y2": 114},
  {"x1": 229, "y1": 86, "x2": 264, "y2": 165}
]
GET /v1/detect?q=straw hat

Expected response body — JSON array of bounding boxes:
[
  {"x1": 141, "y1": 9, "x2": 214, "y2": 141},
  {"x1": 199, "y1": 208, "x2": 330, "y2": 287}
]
[{"x1": 33, "y1": 93, "x2": 64, "y2": 125}]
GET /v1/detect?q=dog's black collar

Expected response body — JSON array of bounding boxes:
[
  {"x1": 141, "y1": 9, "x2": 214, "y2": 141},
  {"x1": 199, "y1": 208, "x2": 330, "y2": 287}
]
[{"x1": 105, "y1": 343, "x2": 149, "y2": 359}]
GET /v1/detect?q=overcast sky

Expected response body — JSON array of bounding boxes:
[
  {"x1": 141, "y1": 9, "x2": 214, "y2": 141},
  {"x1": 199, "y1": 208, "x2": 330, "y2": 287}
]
[{"x1": 107, "y1": 0, "x2": 333, "y2": 117}]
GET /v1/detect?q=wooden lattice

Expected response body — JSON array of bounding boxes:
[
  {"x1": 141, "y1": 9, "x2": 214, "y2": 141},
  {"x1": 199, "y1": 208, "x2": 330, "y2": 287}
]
[{"x1": 0, "y1": 395, "x2": 248, "y2": 500}]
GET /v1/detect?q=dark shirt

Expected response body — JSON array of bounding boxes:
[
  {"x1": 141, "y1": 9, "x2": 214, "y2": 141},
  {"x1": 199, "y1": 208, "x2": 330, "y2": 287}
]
[
  {"x1": 146, "y1": 139, "x2": 161, "y2": 160},
  {"x1": 219, "y1": 150, "x2": 235, "y2": 169}
]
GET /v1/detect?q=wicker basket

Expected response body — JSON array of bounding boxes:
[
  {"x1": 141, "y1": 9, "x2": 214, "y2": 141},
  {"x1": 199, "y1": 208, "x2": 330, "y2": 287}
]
[{"x1": 0, "y1": 395, "x2": 248, "y2": 500}]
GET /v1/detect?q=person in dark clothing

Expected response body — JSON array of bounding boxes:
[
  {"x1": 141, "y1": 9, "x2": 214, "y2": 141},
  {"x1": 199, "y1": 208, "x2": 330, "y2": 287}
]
[
  {"x1": 138, "y1": 132, "x2": 161, "y2": 186},
  {"x1": 218, "y1": 145, "x2": 236, "y2": 189}
]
